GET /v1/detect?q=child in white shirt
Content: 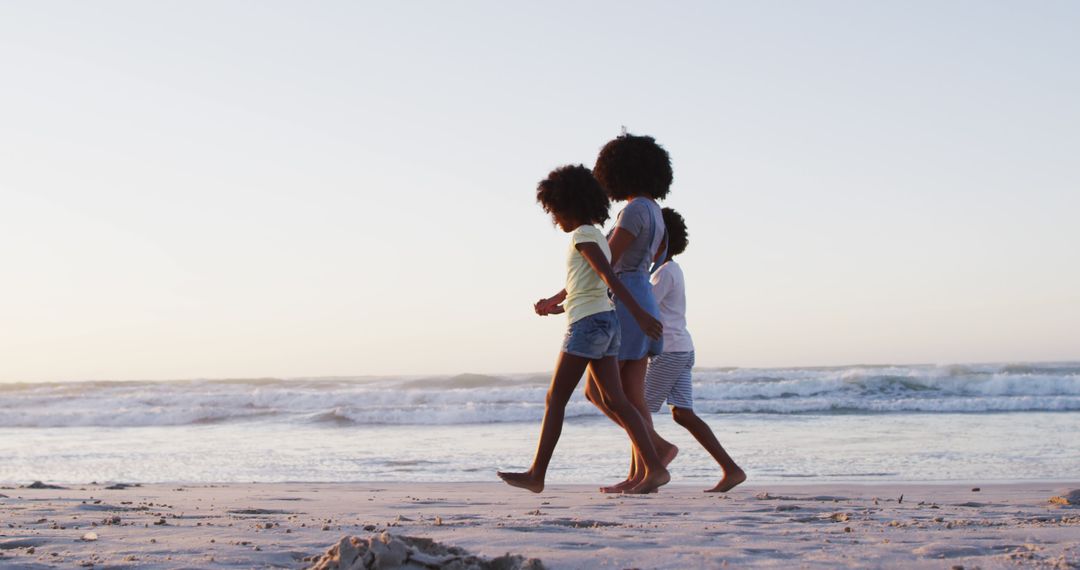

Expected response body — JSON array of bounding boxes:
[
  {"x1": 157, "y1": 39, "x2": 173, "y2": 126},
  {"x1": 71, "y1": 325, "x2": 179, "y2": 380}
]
[{"x1": 645, "y1": 208, "x2": 746, "y2": 492}]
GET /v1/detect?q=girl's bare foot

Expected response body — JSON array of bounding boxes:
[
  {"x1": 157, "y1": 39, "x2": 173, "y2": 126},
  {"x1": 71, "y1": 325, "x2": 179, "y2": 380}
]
[
  {"x1": 600, "y1": 477, "x2": 639, "y2": 493},
  {"x1": 625, "y1": 468, "x2": 670, "y2": 494},
  {"x1": 497, "y1": 471, "x2": 544, "y2": 493},
  {"x1": 705, "y1": 468, "x2": 746, "y2": 493}
]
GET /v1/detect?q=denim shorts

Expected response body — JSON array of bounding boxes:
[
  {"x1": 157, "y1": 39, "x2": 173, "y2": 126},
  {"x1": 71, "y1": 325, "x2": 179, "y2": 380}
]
[{"x1": 562, "y1": 310, "x2": 621, "y2": 360}]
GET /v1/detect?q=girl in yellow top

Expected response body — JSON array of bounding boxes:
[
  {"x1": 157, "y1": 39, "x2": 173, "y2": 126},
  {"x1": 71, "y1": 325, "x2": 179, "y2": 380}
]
[{"x1": 497, "y1": 165, "x2": 670, "y2": 494}]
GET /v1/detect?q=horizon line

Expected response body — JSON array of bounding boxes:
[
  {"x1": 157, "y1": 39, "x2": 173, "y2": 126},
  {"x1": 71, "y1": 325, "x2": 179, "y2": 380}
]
[{"x1": 3, "y1": 359, "x2": 1078, "y2": 385}]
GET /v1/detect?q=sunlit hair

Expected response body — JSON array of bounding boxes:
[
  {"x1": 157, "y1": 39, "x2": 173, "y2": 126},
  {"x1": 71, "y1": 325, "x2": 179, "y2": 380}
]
[
  {"x1": 536, "y1": 165, "x2": 611, "y2": 226},
  {"x1": 661, "y1": 207, "x2": 688, "y2": 257},
  {"x1": 593, "y1": 133, "x2": 673, "y2": 201}
]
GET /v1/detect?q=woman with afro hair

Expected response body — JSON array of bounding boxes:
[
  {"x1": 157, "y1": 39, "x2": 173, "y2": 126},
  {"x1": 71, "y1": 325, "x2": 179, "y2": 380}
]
[{"x1": 584, "y1": 133, "x2": 682, "y2": 493}]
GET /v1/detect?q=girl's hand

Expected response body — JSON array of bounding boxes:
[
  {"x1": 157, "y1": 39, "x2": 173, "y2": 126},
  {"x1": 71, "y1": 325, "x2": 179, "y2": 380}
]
[
  {"x1": 633, "y1": 309, "x2": 664, "y2": 340},
  {"x1": 534, "y1": 290, "x2": 568, "y2": 316},
  {"x1": 535, "y1": 302, "x2": 565, "y2": 315},
  {"x1": 534, "y1": 297, "x2": 561, "y2": 316}
]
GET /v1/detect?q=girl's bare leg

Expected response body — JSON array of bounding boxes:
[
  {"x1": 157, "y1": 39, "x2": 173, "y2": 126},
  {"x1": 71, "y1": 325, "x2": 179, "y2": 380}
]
[
  {"x1": 587, "y1": 356, "x2": 670, "y2": 494},
  {"x1": 497, "y1": 352, "x2": 589, "y2": 493}
]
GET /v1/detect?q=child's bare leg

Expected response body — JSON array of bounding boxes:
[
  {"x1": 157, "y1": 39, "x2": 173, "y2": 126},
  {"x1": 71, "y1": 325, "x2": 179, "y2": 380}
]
[
  {"x1": 588, "y1": 357, "x2": 670, "y2": 494},
  {"x1": 594, "y1": 360, "x2": 678, "y2": 492},
  {"x1": 498, "y1": 352, "x2": 589, "y2": 493},
  {"x1": 671, "y1": 406, "x2": 746, "y2": 492}
]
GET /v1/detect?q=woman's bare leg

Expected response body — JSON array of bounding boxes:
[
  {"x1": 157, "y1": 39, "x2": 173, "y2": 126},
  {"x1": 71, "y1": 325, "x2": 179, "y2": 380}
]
[
  {"x1": 622, "y1": 358, "x2": 679, "y2": 463},
  {"x1": 586, "y1": 372, "x2": 640, "y2": 493},
  {"x1": 594, "y1": 359, "x2": 678, "y2": 492},
  {"x1": 497, "y1": 352, "x2": 589, "y2": 493},
  {"x1": 588, "y1": 356, "x2": 670, "y2": 494}
]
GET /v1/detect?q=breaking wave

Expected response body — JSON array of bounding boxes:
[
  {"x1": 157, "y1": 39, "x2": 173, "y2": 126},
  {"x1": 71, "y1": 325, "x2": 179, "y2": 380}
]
[{"x1": 1, "y1": 363, "x2": 1078, "y2": 428}]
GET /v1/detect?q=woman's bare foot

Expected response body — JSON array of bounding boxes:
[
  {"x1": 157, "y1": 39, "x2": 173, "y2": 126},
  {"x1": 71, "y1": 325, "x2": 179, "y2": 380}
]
[
  {"x1": 705, "y1": 467, "x2": 746, "y2": 493},
  {"x1": 604, "y1": 445, "x2": 675, "y2": 493},
  {"x1": 497, "y1": 471, "x2": 544, "y2": 493},
  {"x1": 625, "y1": 468, "x2": 670, "y2": 494},
  {"x1": 600, "y1": 477, "x2": 639, "y2": 493},
  {"x1": 660, "y1": 443, "x2": 679, "y2": 467}
]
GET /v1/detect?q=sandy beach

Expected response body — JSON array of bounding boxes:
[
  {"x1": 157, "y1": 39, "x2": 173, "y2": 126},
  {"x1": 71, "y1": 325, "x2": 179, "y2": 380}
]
[
  {"x1": 4, "y1": 0, "x2": 1080, "y2": 568},
  {"x1": 0, "y1": 481, "x2": 1077, "y2": 568}
]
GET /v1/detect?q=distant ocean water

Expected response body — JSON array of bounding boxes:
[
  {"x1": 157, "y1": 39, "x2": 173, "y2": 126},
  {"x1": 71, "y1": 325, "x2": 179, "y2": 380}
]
[{"x1": 2, "y1": 363, "x2": 1078, "y2": 485}]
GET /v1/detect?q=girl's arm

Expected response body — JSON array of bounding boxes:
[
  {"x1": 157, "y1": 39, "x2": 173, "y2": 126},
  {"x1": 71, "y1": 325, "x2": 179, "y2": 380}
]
[
  {"x1": 577, "y1": 242, "x2": 663, "y2": 339},
  {"x1": 535, "y1": 289, "x2": 567, "y2": 316}
]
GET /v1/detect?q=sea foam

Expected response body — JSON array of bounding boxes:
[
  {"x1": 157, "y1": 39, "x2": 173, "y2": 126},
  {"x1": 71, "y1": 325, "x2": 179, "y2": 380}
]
[{"x1": 1, "y1": 363, "x2": 1077, "y2": 428}]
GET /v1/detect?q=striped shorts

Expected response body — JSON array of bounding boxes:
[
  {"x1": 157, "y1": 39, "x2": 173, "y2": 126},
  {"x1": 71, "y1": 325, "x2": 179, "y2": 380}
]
[{"x1": 644, "y1": 351, "x2": 695, "y2": 413}]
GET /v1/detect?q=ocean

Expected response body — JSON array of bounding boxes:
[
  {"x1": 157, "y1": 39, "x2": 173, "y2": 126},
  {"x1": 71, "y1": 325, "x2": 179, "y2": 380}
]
[{"x1": 2, "y1": 362, "x2": 1078, "y2": 485}]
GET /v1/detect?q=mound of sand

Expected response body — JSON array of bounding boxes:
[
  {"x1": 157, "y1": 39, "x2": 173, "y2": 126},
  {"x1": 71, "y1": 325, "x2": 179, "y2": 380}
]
[
  {"x1": 1048, "y1": 489, "x2": 1080, "y2": 506},
  {"x1": 306, "y1": 531, "x2": 545, "y2": 570}
]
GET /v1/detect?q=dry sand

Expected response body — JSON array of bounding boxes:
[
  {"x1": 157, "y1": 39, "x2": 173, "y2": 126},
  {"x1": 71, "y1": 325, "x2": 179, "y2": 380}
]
[{"x1": 1, "y1": 481, "x2": 1078, "y2": 568}]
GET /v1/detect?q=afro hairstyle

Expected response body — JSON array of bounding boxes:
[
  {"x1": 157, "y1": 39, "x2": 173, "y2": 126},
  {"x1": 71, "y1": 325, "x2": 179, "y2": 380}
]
[
  {"x1": 593, "y1": 133, "x2": 673, "y2": 201},
  {"x1": 536, "y1": 164, "x2": 611, "y2": 226},
  {"x1": 661, "y1": 207, "x2": 688, "y2": 257}
]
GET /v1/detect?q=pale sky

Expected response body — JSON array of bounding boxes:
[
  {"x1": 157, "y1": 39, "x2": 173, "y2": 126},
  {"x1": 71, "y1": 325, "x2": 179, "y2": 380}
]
[{"x1": 2, "y1": 1, "x2": 1078, "y2": 382}]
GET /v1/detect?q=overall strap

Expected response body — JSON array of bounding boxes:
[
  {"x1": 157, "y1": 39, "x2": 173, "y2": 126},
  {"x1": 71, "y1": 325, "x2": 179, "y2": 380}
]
[{"x1": 647, "y1": 201, "x2": 667, "y2": 275}]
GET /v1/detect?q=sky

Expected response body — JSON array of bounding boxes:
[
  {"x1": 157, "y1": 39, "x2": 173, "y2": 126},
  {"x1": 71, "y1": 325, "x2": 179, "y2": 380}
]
[{"x1": 1, "y1": 1, "x2": 1078, "y2": 382}]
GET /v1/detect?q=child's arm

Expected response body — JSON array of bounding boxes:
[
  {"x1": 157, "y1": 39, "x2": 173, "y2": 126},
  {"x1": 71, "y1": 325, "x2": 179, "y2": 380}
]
[
  {"x1": 650, "y1": 266, "x2": 672, "y2": 304},
  {"x1": 535, "y1": 290, "x2": 567, "y2": 316},
  {"x1": 577, "y1": 242, "x2": 663, "y2": 339}
]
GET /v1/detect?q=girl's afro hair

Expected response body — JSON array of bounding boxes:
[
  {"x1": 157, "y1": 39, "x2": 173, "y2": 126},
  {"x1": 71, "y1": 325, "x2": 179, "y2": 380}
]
[
  {"x1": 536, "y1": 164, "x2": 611, "y2": 226},
  {"x1": 593, "y1": 133, "x2": 673, "y2": 201}
]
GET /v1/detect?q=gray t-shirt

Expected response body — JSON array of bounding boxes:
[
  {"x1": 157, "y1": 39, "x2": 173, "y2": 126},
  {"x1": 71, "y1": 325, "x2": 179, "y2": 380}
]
[{"x1": 610, "y1": 198, "x2": 665, "y2": 274}]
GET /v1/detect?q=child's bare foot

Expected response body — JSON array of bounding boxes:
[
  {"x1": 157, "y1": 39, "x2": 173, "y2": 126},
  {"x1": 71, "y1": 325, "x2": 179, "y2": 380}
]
[
  {"x1": 599, "y1": 477, "x2": 639, "y2": 493},
  {"x1": 660, "y1": 443, "x2": 679, "y2": 467},
  {"x1": 497, "y1": 471, "x2": 544, "y2": 493},
  {"x1": 705, "y1": 467, "x2": 746, "y2": 493},
  {"x1": 625, "y1": 468, "x2": 670, "y2": 494}
]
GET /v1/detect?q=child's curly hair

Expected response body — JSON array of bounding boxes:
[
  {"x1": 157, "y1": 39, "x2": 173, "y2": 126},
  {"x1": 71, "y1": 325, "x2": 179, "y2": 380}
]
[
  {"x1": 661, "y1": 207, "x2": 689, "y2": 257},
  {"x1": 593, "y1": 133, "x2": 673, "y2": 201},
  {"x1": 536, "y1": 165, "x2": 611, "y2": 226}
]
